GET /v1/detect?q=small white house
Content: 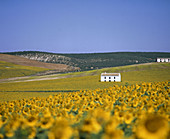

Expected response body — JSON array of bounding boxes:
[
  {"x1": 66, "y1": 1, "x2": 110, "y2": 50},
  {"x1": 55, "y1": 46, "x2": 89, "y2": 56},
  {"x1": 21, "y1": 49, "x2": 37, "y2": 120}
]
[
  {"x1": 101, "y1": 72, "x2": 121, "y2": 82},
  {"x1": 157, "y1": 58, "x2": 170, "y2": 62}
]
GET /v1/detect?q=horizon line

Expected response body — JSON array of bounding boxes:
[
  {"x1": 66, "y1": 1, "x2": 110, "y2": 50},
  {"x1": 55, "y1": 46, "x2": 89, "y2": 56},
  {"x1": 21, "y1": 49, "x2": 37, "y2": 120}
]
[{"x1": 1, "y1": 50, "x2": 170, "y2": 54}]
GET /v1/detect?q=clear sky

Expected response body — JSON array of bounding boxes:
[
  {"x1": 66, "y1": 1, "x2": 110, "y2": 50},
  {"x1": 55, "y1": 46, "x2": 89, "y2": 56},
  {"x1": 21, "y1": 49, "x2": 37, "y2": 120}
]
[{"x1": 0, "y1": 0, "x2": 170, "y2": 53}]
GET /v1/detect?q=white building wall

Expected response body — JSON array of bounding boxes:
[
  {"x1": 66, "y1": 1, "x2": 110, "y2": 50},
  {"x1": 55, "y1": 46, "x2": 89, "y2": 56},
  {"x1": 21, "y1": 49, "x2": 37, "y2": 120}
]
[
  {"x1": 101, "y1": 74, "x2": 121, "y2": 82},
  {"x1": 161, "y1": 59, "x2": 165, "y2": 62},
  {"x1": 157, "y1": 58, "x2": 160, "y2": 62},
  {"x1": 101, "y1": 76, "x2": 106, "y2": 82},
  {"x1": 165, "y1": 58, "x2": 169, "y2": 62},
  {"x1": 157, "y1": 58, "x2": 170, "y2": 62}
]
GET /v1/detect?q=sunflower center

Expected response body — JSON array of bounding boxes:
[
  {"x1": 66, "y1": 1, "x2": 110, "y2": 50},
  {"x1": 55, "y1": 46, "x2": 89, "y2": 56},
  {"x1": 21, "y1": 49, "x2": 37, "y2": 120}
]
[
  {"x1": 145, "y1": 116, "x2": 164, "y2": 133},
  {"x1": 28, "y1": 117, "x2": 35, "y2": 122},
  {"x1": 84, "y1": 120, "x2": 91, "y2": 125},
  {"x1": 42, "y1": 121, "x2": 48, "y2": 125}
]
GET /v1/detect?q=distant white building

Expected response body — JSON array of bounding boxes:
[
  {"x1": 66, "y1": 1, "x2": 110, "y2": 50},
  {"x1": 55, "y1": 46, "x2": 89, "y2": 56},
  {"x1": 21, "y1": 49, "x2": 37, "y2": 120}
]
[
  {"x1": 157, "y1": 58, "x2": 170, "y2": 62},
  {"x1": 101, "y1": 72, "x2": 121, "y2": 82}
]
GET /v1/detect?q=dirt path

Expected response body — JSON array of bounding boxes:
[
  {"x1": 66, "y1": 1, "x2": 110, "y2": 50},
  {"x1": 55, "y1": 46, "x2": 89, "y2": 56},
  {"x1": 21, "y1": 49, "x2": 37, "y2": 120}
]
[
  {"x1": 0, "y1": 73, "x2": 77, "y2": 83},
  {"x1": 0, "y1": 74, "x2": 61, "y2": 83}
]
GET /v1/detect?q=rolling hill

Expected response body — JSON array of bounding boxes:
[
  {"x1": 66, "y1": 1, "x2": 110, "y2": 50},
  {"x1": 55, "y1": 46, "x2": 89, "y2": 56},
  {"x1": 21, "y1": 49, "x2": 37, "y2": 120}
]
[
  {"x1": 0, "y1": 54, "x2": 79, "y2": 73},
  {"x1": 0, "y1": 54, "x2": 75, "y2": 70},
  {"x1": 4, "y1": 51, "x2": 170, "y2": 71},
  {"x1": 0, "y1": 54, "x2": 80, "y2": 79}
]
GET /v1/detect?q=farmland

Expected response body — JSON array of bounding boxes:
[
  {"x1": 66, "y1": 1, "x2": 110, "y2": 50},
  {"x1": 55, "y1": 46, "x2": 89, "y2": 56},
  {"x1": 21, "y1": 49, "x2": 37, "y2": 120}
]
[
  {"x1": 0, "y1": 81, "x2": 169, "y2": 139},
  {"x1": 0, "y1": 62, "x2": 170, "y2": 101},
  {"x1": 0, "y1": 61, "x2": 170, "y2": 139}
]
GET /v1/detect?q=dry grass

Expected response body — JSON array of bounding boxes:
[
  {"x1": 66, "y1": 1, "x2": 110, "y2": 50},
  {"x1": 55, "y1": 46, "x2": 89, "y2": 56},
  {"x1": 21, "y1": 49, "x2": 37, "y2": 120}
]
[{"x1": 0, "y1": 54, "x2": 70, "y2": 70}]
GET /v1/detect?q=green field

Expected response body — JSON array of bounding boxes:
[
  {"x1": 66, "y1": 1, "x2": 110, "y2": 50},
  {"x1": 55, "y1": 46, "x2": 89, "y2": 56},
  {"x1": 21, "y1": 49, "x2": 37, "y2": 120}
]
[
  {"x1": 0, "y1": 61, "x2": 49, "y2": 79},
  {"x1": 0, "y1": 62, "x2": 170, "y2": 101}
]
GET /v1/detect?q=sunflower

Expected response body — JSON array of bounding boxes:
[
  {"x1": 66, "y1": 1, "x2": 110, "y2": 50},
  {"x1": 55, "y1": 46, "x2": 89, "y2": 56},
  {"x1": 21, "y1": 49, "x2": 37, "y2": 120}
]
[
  {"x1": 5, "y1": 130, "x2": 14, "y2": 138},
  {"x1": 64, "y1": 103, "x2": 72, "y2": 112},
  {"x1": 9, "y1": 102, "x2": 14, "y2": 108},
  {"x1": 90, "y1": 108, "x2": 110, "y2": 125},
  {"x1": 124, "y1": 112, "x2": 133, "y2": 124},
  {"x1": 102, "y1": 129, "x2": 123, "y2": 139},
  {"x1": 42, "y1": 108, "x2": 52, "y2": 118},
  {"x1": 11, "y1": 119, "x2": 20, "y2": 131},
  {"x1": 72, "y1": 128, "x2": 79, "y2": 139},
  {"x1": 22, "y1": 107, "x2": 30, "y2": 116},
  {"x1": 0, "y1": 119, "x2": 3, "y2": 128},
  {"x1": 81, "y1": 117, "x2": 102, "y2": 134},
  {"x1": 28, "y1": 127, "x2": 36, "y2": 139},
  {"x1": 136, "y1": 114, "x2": 169, "y2": 139},
  {"x1": 18, "y1": 117, "x2": 27, "y2": 129},
  {"x1": 115, "y1": 111, "x2": 124, "y2": 123},
  {"x1": 4, "y1": 123, "x2": 15, "y2": 138},
  {"x1": 48, "y1": 118, "x2": 72, "y2": 139},
  {"x1": 40, "y1": 116, "x2": 54, "y2": 129},
  {"x1": 147, "y1": 105, "x2": 155, "y2": 113},
  {"x1": 26, "y1": 115, "x2": 37, "y2": 127},
  {"x1": 104, "y1": 117, "x2": 119, "y2": 134},
  {"x1": 0, "y1": 134, "x2": 3, "y2": 139}
]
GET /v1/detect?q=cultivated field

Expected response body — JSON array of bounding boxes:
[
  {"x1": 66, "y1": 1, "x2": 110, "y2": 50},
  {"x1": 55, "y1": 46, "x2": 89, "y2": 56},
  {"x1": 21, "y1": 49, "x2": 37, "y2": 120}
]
[
  {"x1": 0, "y1": 61, "x2": 169, "y2": 139},
  {"x1": 0, "y1": 81, "x2": 169, "y2": 139},
  {"x1": 0, "y1": 62, "x2": 170, "y2": 101}
]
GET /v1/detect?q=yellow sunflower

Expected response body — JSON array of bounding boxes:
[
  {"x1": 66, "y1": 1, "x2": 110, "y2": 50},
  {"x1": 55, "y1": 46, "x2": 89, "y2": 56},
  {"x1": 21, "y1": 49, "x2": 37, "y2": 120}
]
[
  {"x1": 0, "y1": 134, "x2": 3, "y2": 139},
  {"x1": 22, "y1": 107, "x2": 30, "y2": 116},
  {"x1": 9, "y1": 102, "x2": 14, "y2": 108},
  {"x1": 40, "y1": 117, "x2": 54, "y2": 129},
  {"x1": 26, "y1": 115, "x2": 37, "y2": 127},
  {"x1": 102, "y1": 129, "x2": 123, "y2": 139},
  {"x1": 90, "y1": 108, "x2": 110, "y2": 125},
  {"x1": 0, "y1": 119, "x2": 3, "y2": 128},
  {"x1": 18, "y1": 117, "x2": 28, "y2": 129},
  {"x1": 48, "y1": 118, "x2": 72, "y2": 139},
  {"x1": 28, "y1": 127, "x2": 36, "y2": 139},
  {"x1": 124, "y1": 112, "x2": 133, "y2": 124},
  {"x1": 5, "y1": 131, "x2": 14, "y2": 138},
  {"x1": 136, "y1": 114, "x2": 169, "y2": 139},
  {"x1": 104, "y1": 117, "x2": 119, "y2": 134},
  {"x1": 115, "y1": 111, "x2": 124, "y2": 123},
  {"x1": 81, "y1": 117, "x2": 102, "y2": 134}
]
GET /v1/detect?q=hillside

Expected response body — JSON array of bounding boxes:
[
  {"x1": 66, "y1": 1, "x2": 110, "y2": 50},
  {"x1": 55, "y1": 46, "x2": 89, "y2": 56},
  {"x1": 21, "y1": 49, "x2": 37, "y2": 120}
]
[
  {"x1": 0, "y1": 62, "x2": 169, "y2": 84},
  {"x1": 4, "y1": 51, "x2": 170, "y2": 71},
  {"x1": 0, "y1": 62, "x2": 169, "y2": 100},
  {"x1": 0, "y1": 54, "x2": 79, "y2": 74},
  {"x1": 0, "y1": 61, "x2": 50, "y2": 79}
]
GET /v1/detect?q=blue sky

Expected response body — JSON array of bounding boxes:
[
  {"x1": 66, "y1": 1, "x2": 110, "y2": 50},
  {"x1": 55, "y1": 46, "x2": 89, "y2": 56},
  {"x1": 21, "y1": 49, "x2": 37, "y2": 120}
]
[{"x1": 0, "y1": 0, "x2": 170, "y2": 53}]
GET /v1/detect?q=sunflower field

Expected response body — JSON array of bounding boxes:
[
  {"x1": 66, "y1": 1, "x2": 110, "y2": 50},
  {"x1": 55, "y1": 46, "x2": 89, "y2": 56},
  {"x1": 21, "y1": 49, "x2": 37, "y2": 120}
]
[{"x1": 0, "y1": 81, "x2": 169, "y2": 139}]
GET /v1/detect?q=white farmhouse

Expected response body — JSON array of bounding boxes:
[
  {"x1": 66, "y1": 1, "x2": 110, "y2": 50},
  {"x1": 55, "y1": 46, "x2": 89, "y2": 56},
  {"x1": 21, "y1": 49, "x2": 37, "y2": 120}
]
[
  {"x1": 101, "y1": 72, "x2": 121, "y2": 82},
  {"x1": 157, "y1": 58, "x2": 170, "y2": 62}
]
